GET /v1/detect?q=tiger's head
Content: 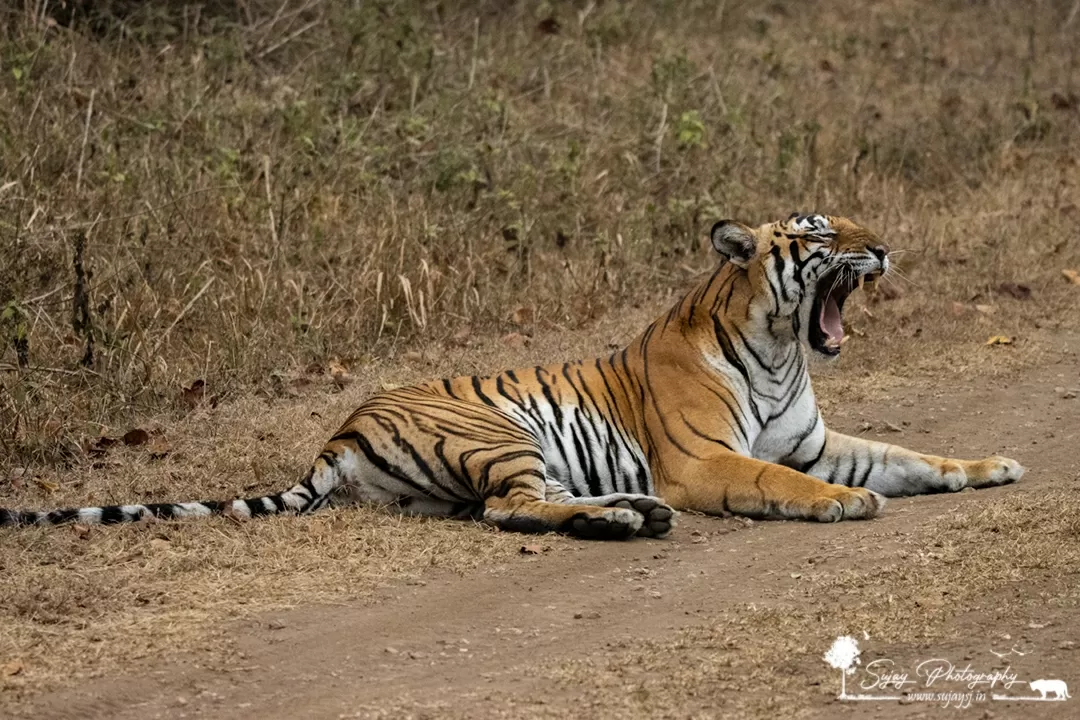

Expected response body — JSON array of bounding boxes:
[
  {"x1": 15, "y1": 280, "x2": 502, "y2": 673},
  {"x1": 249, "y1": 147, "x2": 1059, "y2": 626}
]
[{"x1": 709, "y1": 214, "x2": 889, "y2": 357}]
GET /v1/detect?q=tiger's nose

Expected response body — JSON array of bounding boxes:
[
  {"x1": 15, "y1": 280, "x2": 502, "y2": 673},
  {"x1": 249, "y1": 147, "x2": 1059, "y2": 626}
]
[{"x1": 869, "y1": 243, "x2": 889, "y2": 264}]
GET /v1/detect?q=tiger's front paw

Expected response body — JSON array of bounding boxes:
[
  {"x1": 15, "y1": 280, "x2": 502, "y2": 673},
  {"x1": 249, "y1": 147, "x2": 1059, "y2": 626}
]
[
  {"x1": 812, "y1": 486, "x2": 885, "y2": 522},
  {"x1": 569, "y1": 508, "x2": 644, "y2": 540},
  {"x1": 960, "y1": 456, "x2": 1025, "y2": 489},
  {"x1": 611, "y1": 495, "x2": 676, "y2": 538}
]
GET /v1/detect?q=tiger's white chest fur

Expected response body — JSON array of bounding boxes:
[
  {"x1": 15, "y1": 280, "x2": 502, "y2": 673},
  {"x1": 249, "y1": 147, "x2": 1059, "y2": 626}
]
[{"x1": 749, "y1": 368, "x2": 823, "y2": 466}]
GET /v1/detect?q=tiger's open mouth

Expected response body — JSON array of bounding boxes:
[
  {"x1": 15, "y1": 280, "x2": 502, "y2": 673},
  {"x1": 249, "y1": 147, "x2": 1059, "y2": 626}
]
[{"x1": 809, "y1": 268, "x2": 881, "y2": 356}]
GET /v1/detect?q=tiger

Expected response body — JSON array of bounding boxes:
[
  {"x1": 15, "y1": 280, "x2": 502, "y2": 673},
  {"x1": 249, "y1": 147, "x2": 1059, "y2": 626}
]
[{"x1": 1, "y1": 214, "x2": 1025, "y2": 539}]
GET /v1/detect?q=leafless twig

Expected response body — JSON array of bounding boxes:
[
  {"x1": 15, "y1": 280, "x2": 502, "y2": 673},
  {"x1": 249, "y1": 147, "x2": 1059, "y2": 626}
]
[{"x1": 75, "y1": 89, "x2": 95, "y2": 194}]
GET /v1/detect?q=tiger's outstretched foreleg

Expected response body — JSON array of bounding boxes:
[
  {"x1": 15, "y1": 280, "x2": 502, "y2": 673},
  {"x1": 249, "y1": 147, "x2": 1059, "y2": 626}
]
[
  {"x1": 800, "y1": 429, "x2": 1024, "y2": 496},
  {"x1": 660, "y1": 453, "x2": 885, "y2": 522}
]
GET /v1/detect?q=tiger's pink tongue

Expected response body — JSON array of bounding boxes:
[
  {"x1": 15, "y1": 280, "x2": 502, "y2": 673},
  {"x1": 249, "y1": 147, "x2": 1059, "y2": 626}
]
[{"x1": 820, "y1": 295, "x2": 844, "y2": 341}]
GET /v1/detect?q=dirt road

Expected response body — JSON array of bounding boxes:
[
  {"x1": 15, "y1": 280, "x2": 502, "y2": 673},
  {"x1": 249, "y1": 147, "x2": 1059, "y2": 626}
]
[{"x1": 19, "y1": 332, "x2": 1080, "y2": 719}]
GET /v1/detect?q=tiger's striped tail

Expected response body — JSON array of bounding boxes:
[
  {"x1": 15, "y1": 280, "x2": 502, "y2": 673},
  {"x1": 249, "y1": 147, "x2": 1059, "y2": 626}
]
[{"x1": 0, "y1": 456, "x2": 343, "y2": 528}]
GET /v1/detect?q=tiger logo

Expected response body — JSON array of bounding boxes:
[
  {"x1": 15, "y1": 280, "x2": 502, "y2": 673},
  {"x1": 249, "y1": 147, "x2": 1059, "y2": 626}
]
[
  {"x1": 1029, "y1": 679, "x2": 1070, "y2": 700},
  {"x1": 1, "y1": 214, "x2": 1024, "y2": 539}
]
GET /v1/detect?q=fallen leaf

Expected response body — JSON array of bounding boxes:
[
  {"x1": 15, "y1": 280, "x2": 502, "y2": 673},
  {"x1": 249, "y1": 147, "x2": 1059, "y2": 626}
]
[
  {"x1": 450, "y1": 327, "x2": 472, "y2": 347},
  {"x1": 72, "y1": 524, "x2": 91, "y2": 540},
  {"x1": 974, "y1": 304, "x2": 996, "y2": 315},
  {"x1": 519, "y1": 544, "x2": 543, "y2": 555},
  {"x1": 34, "y1": 478, "x2": 59, "y2": 493},
  {"x1": 536, "y1": 16, "x2": 560, "y2": 34},
  {"x1": 181, "y1": 379, "x2": 206, "y2": 407},
  {"x1": 1051, "y1": 91, "x2": 1078, "y2": 110},
  {"x1": 8, "y1": 467, "x2": 29, "y2": 490},
  {"x1": 2, "y1": 660, "x2": 23, "y2": 677},
  {"x1": 510, "y1": 305, "x2": 535, "y2": 326},
  {"x1": 89, "y1": 435, "x2": 118, "y2": 455},
  {"x1": 994, "y1": 282, "x2": 1032, "y2": 300},
  {"x1": 123, "y1": 428, "x2": 150, "y2": 446},
  {"x1": 328, "y1": 360, "x2": 353, "y2": 389},
  {"x1": 986, "y1": 335, "x2": 1013, "y2": 346},
  {"x1": 501, "y1": 332, "x2": 530, "y2": 349},
  {"x1": 1063, "y1": 269, "x2": 1080, "y2": 286},
  {"x1": 148, "y1": 438, "x2": 171, "y2": 459},
  {"x1": 949, "y1": 301, "x2": 969, "y2": 316}
]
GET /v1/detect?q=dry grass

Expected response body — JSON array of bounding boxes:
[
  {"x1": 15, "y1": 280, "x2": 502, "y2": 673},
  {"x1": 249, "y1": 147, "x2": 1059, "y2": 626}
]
[
  {"x1": 2, "y1": 0, "x2": 1079, "y2": 468},
  {"x1": 2, "y1": 0, "x2": 1080, "y2": 713}
]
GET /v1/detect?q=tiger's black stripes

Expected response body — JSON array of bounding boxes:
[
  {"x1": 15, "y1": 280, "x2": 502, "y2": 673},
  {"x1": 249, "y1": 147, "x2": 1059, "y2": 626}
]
[
  {"x1": 470, "y1": 375, "x2": 498, "y2": 407},
  {"x1": 679, "y1": 412, "x2": 737, "y2": 452},
  {"x1": 855, "y1": 456, "x2": 874, "y2": 487},
  {"x1": 770, "y1": 245, "x2": 790, "y2": 305},
  {"x1": 796, "y1": 436, "x2": 828, "y2": 475},
  {"x1": 713, "y1": 316, "x2": 754, "y2": 389}
]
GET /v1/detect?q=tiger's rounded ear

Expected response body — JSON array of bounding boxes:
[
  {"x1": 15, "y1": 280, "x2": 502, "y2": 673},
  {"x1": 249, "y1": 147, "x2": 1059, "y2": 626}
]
[{"x1": 710, "y1": 220, "x2": 757, "y2": 267}]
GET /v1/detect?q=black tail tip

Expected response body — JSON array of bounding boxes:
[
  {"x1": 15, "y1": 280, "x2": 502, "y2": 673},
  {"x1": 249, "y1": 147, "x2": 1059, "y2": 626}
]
[{"x1": 0, "y1": 509, "x2": 37, "y2": 527}]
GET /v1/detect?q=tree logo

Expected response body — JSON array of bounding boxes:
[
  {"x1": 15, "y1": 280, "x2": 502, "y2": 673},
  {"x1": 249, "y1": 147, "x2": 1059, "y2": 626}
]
[{"x1": 823, "y1": 635, "x2": 862, "y2": 699}]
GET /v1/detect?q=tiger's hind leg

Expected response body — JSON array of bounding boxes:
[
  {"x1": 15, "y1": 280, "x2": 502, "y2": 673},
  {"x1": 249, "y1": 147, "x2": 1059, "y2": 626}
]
[
  {"x1": 484, "y1": 468, "x2": 646, "y2": 540},
  {"x1": 342, "y1": 389, "x2": 647, "y2": 539},
  {"x1": 548, "y1": 492, "x2": 676, "y2": 538},
  {"x1": 484, "y1": 493, "x2": 644, "y2": 539}
]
